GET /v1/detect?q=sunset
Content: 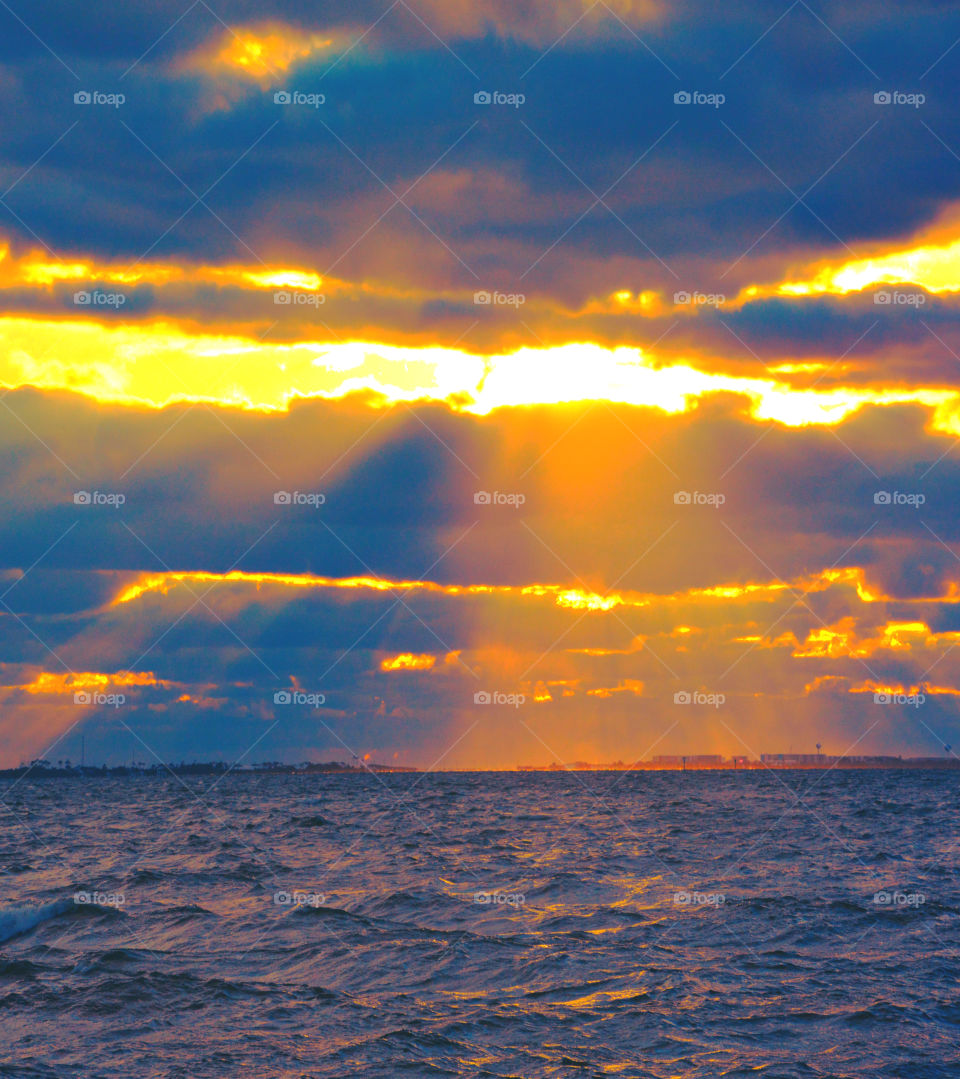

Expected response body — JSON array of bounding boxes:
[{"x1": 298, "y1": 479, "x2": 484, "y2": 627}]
[{"x1": 1, "y1": 2, "x2": 958, "y2": 1076}]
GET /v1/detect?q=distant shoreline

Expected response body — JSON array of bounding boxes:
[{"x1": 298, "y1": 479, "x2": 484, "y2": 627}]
[
  {"x1": 518, "y1": 757, "x2": 960, "y2": 772},
  {"x1": 3, "y1": 755, "x2": 960, "y2": 778},
  {"x1": 0, "y1": 760, "x2": 418, "y2": 779}
]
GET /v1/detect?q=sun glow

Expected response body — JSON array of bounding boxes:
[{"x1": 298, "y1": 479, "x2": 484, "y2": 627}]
[
  {"x1": 4, "y1": 232, "x2": 960, "y2": 427},
  {"x1": 767, "y1": 229, "x2": 960, "y2": 297},
  {"x1": 2, "y1": 316, "x2": 956, "y2": 430},
  {"x1": 181, "y1": 24, "x2": 335, "y2": 82}
]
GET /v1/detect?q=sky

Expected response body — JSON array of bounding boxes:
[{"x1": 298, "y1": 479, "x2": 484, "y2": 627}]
[{"x1": 3, "y1": 0, "x2": 960, "y2": 768}]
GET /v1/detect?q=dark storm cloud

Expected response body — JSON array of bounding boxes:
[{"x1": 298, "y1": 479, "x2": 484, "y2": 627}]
[
  {"x1": 2, "y1": 0, "x2": 960, "y2": 300},
  {"x1": 0, "y1": 568, "x2": 123, "y2": 616},
  {"x1": 0, "y1": 389, "x2": 471, "y2": 580}
]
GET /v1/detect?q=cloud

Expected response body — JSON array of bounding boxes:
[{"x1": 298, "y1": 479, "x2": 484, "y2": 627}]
[
  {"x1": 2, "y1": 1, "x2": 960, "y2": 310},
  {"x1": 4, "y1": 0, "x2": 960, "y2": 767},
  {"x1": 1, "y1": 384, "x2": 960, "y2": 765}
]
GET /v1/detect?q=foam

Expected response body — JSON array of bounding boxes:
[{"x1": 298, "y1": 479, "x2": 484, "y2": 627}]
[{"x1": 0, "y1": 899, "x2": 73, "y2": 943}]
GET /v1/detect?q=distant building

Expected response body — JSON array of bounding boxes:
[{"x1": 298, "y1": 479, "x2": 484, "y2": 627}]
[{"x1": 761, "y1": 753, "x2": 825, "y2": 764}]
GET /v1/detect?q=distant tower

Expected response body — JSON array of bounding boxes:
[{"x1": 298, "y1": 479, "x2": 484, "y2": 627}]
[{"x1": 816, "y1": 742, "x2": 822, "y2": 756}]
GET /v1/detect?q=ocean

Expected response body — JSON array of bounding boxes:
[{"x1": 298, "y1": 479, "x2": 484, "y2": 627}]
[{"x1": 1, "y1": 769, "x2": 958, "y2": 1077}]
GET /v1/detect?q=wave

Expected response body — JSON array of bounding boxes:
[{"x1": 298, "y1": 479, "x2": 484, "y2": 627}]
[{"x1": 0, "y1": 899, "x2": 73, "y2": 943}]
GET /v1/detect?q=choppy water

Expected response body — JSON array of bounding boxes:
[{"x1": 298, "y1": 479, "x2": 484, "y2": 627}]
[{"x1": 0, "y1": 770, "x2": 958, "y2": 1078}]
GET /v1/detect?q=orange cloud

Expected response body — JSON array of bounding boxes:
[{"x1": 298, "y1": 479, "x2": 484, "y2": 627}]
[
  {"x1": 380, "y1": 653, "x2": 438, "y2": 672},
  {"x1": 586, "y1": 679, "x2": 645, "y2": 698},
  {"x1": 178, "y1": 24, "x2": 335, "y2": 84},
  {"x1": 13, "y1": 670, "x2": 166, "y2": 694},
  {"x1": 792, "y1": 619, "x2": 959, "y2": 660},
  {"x1": 805, "y1": 676, "x2": 960, "y2": 698},
  {"x1": 109, "y1": 565, "x2": 951, "y2": 629}
]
